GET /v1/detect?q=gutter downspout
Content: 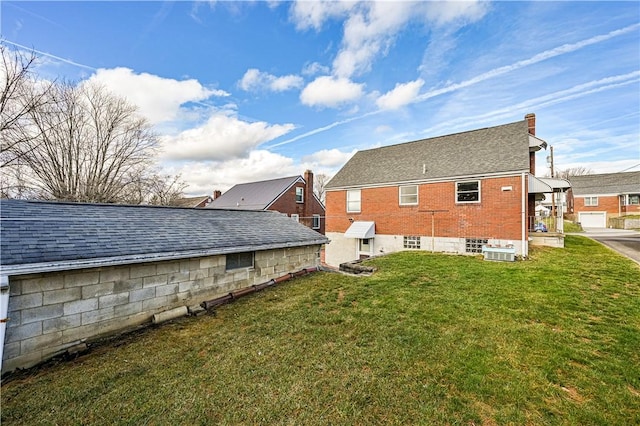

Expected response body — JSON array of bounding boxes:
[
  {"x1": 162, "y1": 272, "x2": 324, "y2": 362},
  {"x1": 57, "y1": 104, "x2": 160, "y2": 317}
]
[
  {"x1": 0, "y1": 275, "x2": 9, "y2": 375},
  {"x1": 522, "y1": 173, "x2": 527, "y2": 258}
]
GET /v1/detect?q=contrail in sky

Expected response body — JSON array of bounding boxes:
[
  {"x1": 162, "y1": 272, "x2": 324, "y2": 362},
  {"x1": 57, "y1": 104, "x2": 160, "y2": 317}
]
[
  {"x1": 267, "y1": 22, "x2": 640, "y2": 149},
  {"x1": 1, "y1": 39, "x2": 97, "y2": 70}
]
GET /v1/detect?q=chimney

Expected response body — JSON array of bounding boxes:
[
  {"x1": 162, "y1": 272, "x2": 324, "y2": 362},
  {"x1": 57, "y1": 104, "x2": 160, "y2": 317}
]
[
  {"x1": 525, "y1": 113, "x2": 536, "y2": 135},
  {"x1": 213, "y1": 190, "x2": 222, "y2": 199},
  {"x1": 304, "y1": 170, "x2": 314, "y2": 220}
]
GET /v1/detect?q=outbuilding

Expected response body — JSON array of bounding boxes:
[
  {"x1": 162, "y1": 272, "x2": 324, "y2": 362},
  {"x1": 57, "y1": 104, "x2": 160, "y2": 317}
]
[{"x1": 0, "y1": 200, "x2": 328, "y2": 374}]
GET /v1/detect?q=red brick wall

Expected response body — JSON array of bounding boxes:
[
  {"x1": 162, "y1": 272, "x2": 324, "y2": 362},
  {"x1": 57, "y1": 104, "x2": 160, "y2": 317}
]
[
  {"x1": 574, "y1": 195, "x2": 620, "y2": 215},
  {"x1": 622, "y1": 202, "x2": 640, "y2": 215},
  {"x1": 268, "y1": 184, "x2": 325, "y2": 234},
  {"x1": 326, "y1": 176, "x2": 525, "y2": 240}
]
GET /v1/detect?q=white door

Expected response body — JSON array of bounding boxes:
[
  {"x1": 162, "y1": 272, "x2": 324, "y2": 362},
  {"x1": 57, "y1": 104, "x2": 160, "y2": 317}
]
[
  {"x1": 579, "y1": 212, "x2": 606, "y2": 228},
  {"x1": 358, "y1": 238, "x2": 373, "y2": 259}
]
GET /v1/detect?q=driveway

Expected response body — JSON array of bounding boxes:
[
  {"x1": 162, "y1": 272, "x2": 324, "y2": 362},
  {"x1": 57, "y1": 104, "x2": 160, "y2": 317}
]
[{"x1": 580, "y1": 228, "x2": 640, "y2": 265}]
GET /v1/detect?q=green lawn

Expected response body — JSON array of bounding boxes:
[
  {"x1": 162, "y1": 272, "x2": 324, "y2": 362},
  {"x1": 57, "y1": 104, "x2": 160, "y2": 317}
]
[
  {"x1": 2, "y1": 236, "x2": 639, "y2": 425},
  {"x1": 563, "y1": 219, "x2": 583, "y2": 233}
]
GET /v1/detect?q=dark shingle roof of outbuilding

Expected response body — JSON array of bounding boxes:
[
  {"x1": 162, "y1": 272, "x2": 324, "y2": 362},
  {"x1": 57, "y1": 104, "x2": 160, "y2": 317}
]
[
  {"x1": 569, "y1": 171, "x2": 640, "y2": 196},
  {"x1": 326, "y1": 120, "x2": 531, "y2": 189},
  {"x1": 0, "y1": 200, "x2": 328, "y2": 273},
  {"x1": 208, "y1": 175, "x2": 302, "y2": 210}
]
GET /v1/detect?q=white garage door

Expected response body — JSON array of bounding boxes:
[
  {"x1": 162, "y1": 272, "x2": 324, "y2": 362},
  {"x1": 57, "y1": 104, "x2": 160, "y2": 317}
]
[{"x1": 579, "y1": 212, "x2": 606, "y2": 228}]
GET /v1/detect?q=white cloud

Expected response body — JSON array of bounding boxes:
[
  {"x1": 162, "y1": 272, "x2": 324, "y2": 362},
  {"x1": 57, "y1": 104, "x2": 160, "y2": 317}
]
[
  {"x1": 302, "y1": 61, "x2": 330, "y2": 76},
  {"x1": 424, "y1": 1, "x2": 489, "y2": 26},
  {"x1": 300, "y1": 76, "x2": 364, "y2": 108},
  {"x1": 290, "y1": 1, "x2": 489, "y2": 79},
  {"x1": 87, "y1": 67, "x2": 228, "y2": 124},
  {"x1": 333, "y1": 1, "x2": 413, "y2": 78},
  {"x1": 239, "y1": 68, "x2": 303, "y2": 92},
  {"x1": 376, "y1": 79, "x2": 424, "y2": 110},
  {"x1": 160, "y1": 112, "x2": 295, "y2": 161},
  {"x1": 302, "y1": 148, "x2": 356, "y2": 168},
  {"x1": 170, "y1": 150, "x2": 299, "y2": 195},
  {"x1": 289, "y1": 0, "x2": 356, "y2": 31}
]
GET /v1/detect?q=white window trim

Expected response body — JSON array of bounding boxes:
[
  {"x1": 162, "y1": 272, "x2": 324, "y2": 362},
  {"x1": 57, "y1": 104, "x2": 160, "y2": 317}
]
[
  {"x1": 291, "y1": 214, "x2": 299, "y2": 222},
  {"x1": 456, "y1": 180, "x2": 481, "y2": 204},
  {"x1": 312, "y1": 214, "x2": 321, "y2": 229},
  {"x1": 584, "y1": 196, "x2": 598, "y2": 206},
  {"x1": 399, "y1": 185, "x2": 418, "y2": 206},
  {"x1": 347, "y1": 189, "x2": 361, "y2": 213},
  {"x1": 295, "y1": 187, "x2": 304, "y2": 203},
  {"x1": 623, "y1": 194, "x2": 639, "y2": 205}
]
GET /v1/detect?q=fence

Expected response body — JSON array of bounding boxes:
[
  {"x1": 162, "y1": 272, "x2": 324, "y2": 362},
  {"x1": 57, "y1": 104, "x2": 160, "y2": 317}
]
[{"x1": 529, "y1": 215, "x2": 561, "y2": 233}]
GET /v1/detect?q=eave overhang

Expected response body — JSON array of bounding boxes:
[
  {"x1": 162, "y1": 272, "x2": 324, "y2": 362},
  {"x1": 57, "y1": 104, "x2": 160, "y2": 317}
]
[{"x1": 529, "y1": 135, "x2": 548, "y2": 152}]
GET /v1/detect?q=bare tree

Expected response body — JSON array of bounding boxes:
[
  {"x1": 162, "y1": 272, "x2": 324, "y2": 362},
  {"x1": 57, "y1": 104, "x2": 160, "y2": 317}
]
[
  {"x1": 0, "y1": 44, "x2": 54, "y2": 168},
  {"x1": 121, "y1": 170, "x2": 187, "y2": 206},
  {"x1": 555, "y1": 166, "x2": 593, "y2": 179},
  {"x1": 314, "y1": 173, "x2": 329, "y2": 204},
  {"x1": 4, "y1": 81, "x2": 159, "y2": 202}
]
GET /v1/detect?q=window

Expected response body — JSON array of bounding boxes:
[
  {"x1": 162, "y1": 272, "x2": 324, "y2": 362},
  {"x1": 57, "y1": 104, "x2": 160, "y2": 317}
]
[
  {"x1": 626, "y1": 195, "x2": 639, "y2": 205},
  {"x1": 226, "y1": 252, "x2": 254, "y2": 270},
  {"x1": 584, "y1": 196, "x2": 598, "y2": 206},
  {"x1": 403, "y1": 236, "x2": 421, "y2": 249},
  {"x1": 465, "y1": 238, "x2": 488, "y2": 253},
  {"x1": 457, "y1": 181, "x2": 480, "y2": 203},
  {"x1": 347, "y1": 189, "x2": 361, "y2": 212},
  {"x1": 291, "y1": 214, "x2": 299, "y2": 222},
  {"x1": 312, "y1": 214, "x2": 320, "y2": 229},
  {"x1": 295, "y1": 187, "x2": 304, "y2": 203},
  {"x1": 399, "y1": 185, "x2": 418, "y2": 205}
]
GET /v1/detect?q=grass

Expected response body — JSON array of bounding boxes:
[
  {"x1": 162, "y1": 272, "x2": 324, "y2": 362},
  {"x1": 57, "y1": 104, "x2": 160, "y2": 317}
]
[
  {"x1": 2, "y1": 236, "x2": 639, "y2": 425},
  {"x1": 563, "y1": 219, "x2": 583, "y2": 233}
]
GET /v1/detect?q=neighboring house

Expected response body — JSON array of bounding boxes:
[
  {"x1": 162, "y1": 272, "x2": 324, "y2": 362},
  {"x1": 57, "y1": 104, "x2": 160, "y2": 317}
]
[
  {"x1": 567, "y1": 171, "x2": 640, "y2": 228},
  {"x1": 0, "y1": 199, "x2": 328, "y2": 374},
  {"x1": 175, "y1": 195, "x2": 214, "y2": 208},
  {"x1": 324, "y1": 114, "x2": 550, "y2": 266},
  {"x1": 208, "y1": 170, "x2": 326, "y2": 234}
]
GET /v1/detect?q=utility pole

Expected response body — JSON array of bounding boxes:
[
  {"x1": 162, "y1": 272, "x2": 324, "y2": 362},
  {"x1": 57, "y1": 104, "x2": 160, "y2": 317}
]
[
  {"x1": 419, "y1": 210, "x2": 448, "y2": 252},
  {"x1": 549, "y1": 146, "x2": 556, "y2": 230}
]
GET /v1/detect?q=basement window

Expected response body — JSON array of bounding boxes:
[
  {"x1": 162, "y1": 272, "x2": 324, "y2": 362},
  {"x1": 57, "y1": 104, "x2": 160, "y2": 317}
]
[
  {"x1": 403, "y1": 236, "x2": 421, "y2": 249},
  {"x1": 456, "y1": 181, "x2": 480, "y2": 203},
  {"x1": 226, "y1": 252, "x2": 254, "y2": 271},
  {"x1": 465, "y1": 238, "x2": 488, "y2": 254}
]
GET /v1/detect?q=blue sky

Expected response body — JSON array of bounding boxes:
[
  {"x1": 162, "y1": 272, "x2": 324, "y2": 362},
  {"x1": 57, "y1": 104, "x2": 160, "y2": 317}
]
[{"x1": 2, "y1": 1, "x2": 639, "y2": 196}]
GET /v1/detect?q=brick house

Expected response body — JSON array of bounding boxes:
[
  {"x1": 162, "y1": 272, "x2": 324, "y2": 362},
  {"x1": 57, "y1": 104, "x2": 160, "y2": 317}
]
[
  {"x1": 567, "y1": 171, "x2": 640, "y2": 228},
  {"x1": 208, "y1": 170, "x2": 325, "y2": 234},
  {"x1": 0, "y1": 200, "x2": 328, "y2": 374},
  {"x1": 324, "y1": 114, "x2": 549, "y2": 266},
  {"x1": 175, "y1": 195, "x2": 214, "y2": 208}
]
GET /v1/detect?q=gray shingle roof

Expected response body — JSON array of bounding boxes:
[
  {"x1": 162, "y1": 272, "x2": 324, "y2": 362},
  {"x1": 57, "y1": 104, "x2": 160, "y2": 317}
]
[
  {"x1": 208, "y1": 175, "x2": 302, "y2": 210},
  {"x1": 326, "y1": 120, "x2": 531, "y2": 189},
  {"x1": 0, "y1": 200, "x2": 328, "y2": 273},
  {"x1": 569, "y1": 171, "x2": 640, "y2": 196}
]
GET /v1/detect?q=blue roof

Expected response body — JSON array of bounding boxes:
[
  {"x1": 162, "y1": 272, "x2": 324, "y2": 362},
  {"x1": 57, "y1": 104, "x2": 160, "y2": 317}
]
[{"x1": 0, "y1": 200, "x2": 328, "y2": 274}]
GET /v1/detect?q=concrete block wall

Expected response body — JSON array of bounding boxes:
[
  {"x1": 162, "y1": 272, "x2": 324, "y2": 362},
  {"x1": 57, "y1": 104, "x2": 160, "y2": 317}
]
[
  {"x1": 3, "y1": 245, "x2": 321, "y2": 374},
  {"x1": 324, "y1": 232, "x2": 526, "y2": 267}
]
